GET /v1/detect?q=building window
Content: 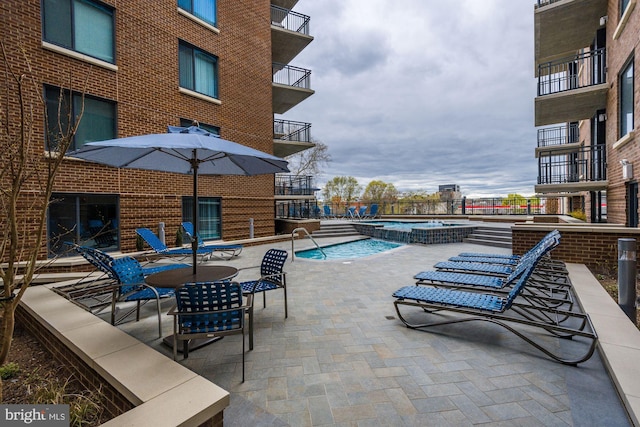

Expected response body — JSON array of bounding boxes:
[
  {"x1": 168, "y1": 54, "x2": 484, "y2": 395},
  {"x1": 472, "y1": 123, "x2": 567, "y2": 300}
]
[
  {"x1": 620, "y1": 58, "x2": 634, "y2": 137},
  {"x1": 179, "y1": 118, "x2": 220, "y2": 135},
  {"x1": 621, "y1": 0, "x2": 631, "y2": 16},
  {"x1": 42, "y1": 0, "x2": 115, "y2": 63},
  {"x1": 182, "y1": 197, "x2": 221, "y2": 240},
  {"x1": 45, "y1": 85, "x2": 116, "y2": 151},
  {"x1": 179, "y1": 42, "x2": 219, "y2": 99},
  {"x1": 48, "y1": 193, "x2": 119, "y2": 256},
  {"x1": 178, "y1": 0, "x2": 216, "y2": 27}
]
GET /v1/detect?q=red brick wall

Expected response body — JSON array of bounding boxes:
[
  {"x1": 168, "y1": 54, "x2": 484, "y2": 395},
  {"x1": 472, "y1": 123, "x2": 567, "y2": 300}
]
[
  {"x1": 513, "y1": 226, "x2": 640, "y2": 272},
  {"x1": 604, "y1": 0, "x2": 640, "y2": 225},
  {"x1": 1, "y1": 0, "x2": 278, "y2": 259}
]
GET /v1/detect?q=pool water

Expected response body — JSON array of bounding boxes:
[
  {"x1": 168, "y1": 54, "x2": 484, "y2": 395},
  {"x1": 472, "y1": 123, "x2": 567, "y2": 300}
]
[{"x1": 295, "y1": 239, "x2": 404, "y2": 260}]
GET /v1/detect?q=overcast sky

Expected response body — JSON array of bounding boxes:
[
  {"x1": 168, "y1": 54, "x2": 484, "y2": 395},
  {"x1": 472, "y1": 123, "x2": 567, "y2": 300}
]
[{"x1": 286, "y1": 0, "x2": 537, "y2": 198}]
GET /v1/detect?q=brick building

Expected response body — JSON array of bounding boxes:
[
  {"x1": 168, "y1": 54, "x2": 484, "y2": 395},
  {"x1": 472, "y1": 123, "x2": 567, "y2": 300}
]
[
  {"x1": 534, "y1": 0, "x2": 638, "y2": 225},
  {"x1": 1, "y1": 0, "x2": 314, "y2": 257}
]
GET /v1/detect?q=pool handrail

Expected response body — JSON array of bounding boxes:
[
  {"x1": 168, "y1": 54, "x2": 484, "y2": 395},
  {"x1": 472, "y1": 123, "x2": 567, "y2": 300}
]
[{"x1": 291, "y1": 227, "x2": 326, "y2": 261}]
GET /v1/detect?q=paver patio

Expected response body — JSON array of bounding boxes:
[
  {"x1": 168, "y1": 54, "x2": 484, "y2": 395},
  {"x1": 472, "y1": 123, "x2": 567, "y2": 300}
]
[{"x1": 111, "y1": 235, "x2": 630, "y2": 426}]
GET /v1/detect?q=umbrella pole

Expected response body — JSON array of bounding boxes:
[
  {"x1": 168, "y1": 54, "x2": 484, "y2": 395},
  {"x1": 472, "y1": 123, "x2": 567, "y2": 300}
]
[{"x1": 192, "y1": 154, "x2": 198, "y2": 274}]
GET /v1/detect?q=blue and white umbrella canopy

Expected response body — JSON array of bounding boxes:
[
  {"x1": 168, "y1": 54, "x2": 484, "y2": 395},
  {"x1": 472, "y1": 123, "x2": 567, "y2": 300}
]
[
  {"x1": 68, "y1": 125, "x2": 289, "y2": 176},
  {"x1": 67, "y1": 125, "x2": 289, "y2": 272}
]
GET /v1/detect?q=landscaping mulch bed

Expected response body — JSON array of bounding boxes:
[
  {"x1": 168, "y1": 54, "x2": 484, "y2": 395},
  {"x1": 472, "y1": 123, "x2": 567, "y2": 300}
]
[{"x1": 2, "y1": 324, "x2": 110, "y2": 426}]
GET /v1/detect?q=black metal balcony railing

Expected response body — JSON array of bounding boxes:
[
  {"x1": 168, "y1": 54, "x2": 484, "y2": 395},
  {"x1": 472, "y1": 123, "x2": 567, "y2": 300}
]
[
  {"x1": 270, "y1": 5, "x2": 310, "y2": 35},
  {"x1": 275, "y1": 175, "x2": 318, "y2": 196},
  {"x1": 274, "y1": 119, "x2": 311, "y2": 142},
  {"x1": 537, "y1": 48, "x2": 606, "y2": 96},
  {"x1": 273, "y1": 63, "x2": 312, "y2": 89},
  {"x1": 537, "y1": 123, "x2": 579, "y2": 147},
  {"x1": 538, "y1": 145, "x2": 606, "y2": 185}
]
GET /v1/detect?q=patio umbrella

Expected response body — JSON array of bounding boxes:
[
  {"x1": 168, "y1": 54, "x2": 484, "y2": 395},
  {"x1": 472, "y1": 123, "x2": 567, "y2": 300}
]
[{"x1": 67, "y1": 125, "x2": 289, "y2": 273}]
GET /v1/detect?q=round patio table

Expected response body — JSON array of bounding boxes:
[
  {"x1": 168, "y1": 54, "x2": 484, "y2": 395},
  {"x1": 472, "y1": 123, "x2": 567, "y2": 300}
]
[{"x1": 145, "y1": 265, "x2": 239, "y2": 288}]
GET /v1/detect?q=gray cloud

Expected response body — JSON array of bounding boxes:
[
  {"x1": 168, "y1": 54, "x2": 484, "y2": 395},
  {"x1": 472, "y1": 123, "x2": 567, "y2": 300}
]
[{"x1": 291, "y1": 0, "x2": 537, "y2": 197}]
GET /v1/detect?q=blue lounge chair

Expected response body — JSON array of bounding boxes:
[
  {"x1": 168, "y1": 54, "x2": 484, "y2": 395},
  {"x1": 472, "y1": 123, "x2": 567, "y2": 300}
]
[
  {"x1": 343, "y1": 206, "x2": 357, "y2": 219},
  {"x1": 363, "y1": 204, "x2": 379, "y2": 219},
  {"x1": 415, "y1": 238, "x2": 573, "y2": 308},
  {"x1": 322, "y1": 205, "x2": 334, "y2": 219},
  {"x1": 181, "y1": 222, "x2": 243, "y2": 260},
  {"x1": 356, "y1": 206, "x2": 368, "y2": 218},
  {"x1": 393, "y1": 261, "x2": 597, "y2": 365},
  {"x1": 169, "y1": 281, "x2": 253, "y2": 381},
  {"x1": 238, "y1": 249, "x2": 289, "y2": 318},
  {"x1": 136, "y1": 227, "x2": 215, "y2": 262}
]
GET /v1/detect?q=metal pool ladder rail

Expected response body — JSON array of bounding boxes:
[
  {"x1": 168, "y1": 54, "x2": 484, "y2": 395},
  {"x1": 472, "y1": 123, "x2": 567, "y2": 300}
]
[{"x1": 291, "y1": 227, "x2": 326, "y2": 261}]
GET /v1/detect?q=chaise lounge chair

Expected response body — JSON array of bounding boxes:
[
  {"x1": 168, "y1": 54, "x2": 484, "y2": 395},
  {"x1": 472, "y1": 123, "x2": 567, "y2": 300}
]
[
  {"x1": 414, "y1": 236, "x2": 573, "y2": 309},
  {"x1": 393, "y1": 261, "x2": 597, "y2": 365},
  {"x1": 181, "y1": 222, "x2": 243, "y2": 260},
  {"x1": 433, "y1": 232, "x2": 570, "y2": 286},
  {"x1": 362, "y1": 204, "x2": 379, "y2": 219},
  {"x1": 136, "y1": 227, "x2": 216, "y2": 262},
  {"x1": 356, "y1": 206, "x2": 367, "y2": 219}
]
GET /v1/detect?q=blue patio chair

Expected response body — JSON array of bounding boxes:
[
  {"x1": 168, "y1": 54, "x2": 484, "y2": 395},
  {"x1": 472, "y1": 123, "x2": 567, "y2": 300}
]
[
  {"x1": 393, "y1": 261, "x2": 597, "y2": 365},
  {"x1": 363, "y1": 204, "x2": 379, "y2": 219},
  {"x1": 414, "y1": 238, "x2": 573, "y2": 309},
  {"x1": 136, "y1": 227, "x2": 215, "y2": 262},
  {"x1": 322, "y1": 205, "x2": 334, "y2": 219},
  {"x1": 343, "y1": 206, "x2": 357, "y2": 219},
  {"x1": 169, "y1": 281, "x2": 253, "y2": 382},
  {"x1": 110, "y1": 256, "x2": 178, "y2": 338},
  {"x1": 238, "y1": 249, "x2": 289, "y2": 318},
  {"x1": 356, "y1": 206, "x2": 368, "y2": 218},
  {"x1": 61, "y1": 243, "x2": 187, "y2": 320},
  {"x1": 181, "y1": 222, "x2": 243, "y2": 260},
  {"x1": 436, "y1": 233, "x2": 569, "y2": 285}
]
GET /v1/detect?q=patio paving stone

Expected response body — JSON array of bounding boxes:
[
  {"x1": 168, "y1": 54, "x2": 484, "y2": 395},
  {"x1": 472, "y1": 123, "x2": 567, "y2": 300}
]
[{"x1": 109, "y1": 233, "x2": 631, "y2": 426}]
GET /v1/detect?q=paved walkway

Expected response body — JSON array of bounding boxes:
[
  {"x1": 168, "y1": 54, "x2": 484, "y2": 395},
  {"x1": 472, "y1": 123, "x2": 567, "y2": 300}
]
[{"x1": 114, "y1": 237, "x2": 630, "y2": 426}]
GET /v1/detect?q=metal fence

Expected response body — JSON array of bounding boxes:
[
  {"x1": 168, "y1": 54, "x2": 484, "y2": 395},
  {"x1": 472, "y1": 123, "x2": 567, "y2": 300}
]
[
  {"x1": 270, "y1": 5, "x2": 310, "y2": 35},
  {"x1": 282, "y1": 197, "x2": 575, "y2": 220},
  {"x1": 275, "y1": 175, "x2": 317, "y2": 196},
  {"x1": 537, "y1": 145, "x2": 606, "y2": 185},
  {"x1": 537, "y1": 123, "x2": 579, "y2": 147},
  {"x1": 273, "y1": 63, "x2": 312, "y2": 89},
  {"x1": 537, "y1": 48, "x2": 606, "y2": 96},
  {"x1": 274, "y1": 119, "x2": 311, "y2": 143}
]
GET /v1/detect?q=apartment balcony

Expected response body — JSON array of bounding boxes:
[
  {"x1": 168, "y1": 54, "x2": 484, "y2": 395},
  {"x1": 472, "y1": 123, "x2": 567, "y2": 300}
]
[
  {"x1": 535, "y1": 123, "x2": 581, "y2": 158},
  {"x1": 273, "y1": 63, "x2": 314, "y2": 114},
  {"x1": 535, "y1": 144, "x2": 607, "y2": 193},
  {"x1": 275, "y1": 174, "x2": 318, "y2": 197},
  {"x1": 535, "y1": 49, "x2": 607, "y2": 126},
  {"x1": 271, "y1": 5, "x2": 313, "y2": 65},
  {"x1": 534, "y1": 0, "x2": 607, "y2": 67},
  {"x1": 273, "y1": 119, "x2": 314, "y2": 158}
]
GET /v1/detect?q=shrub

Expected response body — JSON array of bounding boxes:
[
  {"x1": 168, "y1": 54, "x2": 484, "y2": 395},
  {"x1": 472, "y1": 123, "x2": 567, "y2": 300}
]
[
  {"x1": 568, "y1": 210, "x2": 586, "y2": 221},
  {"x1": 0, "y1": 362, "x2": 20, "y2": 379}
]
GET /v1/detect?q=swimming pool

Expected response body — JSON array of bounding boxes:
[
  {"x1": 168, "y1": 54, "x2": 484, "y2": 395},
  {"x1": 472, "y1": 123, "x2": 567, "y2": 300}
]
[{"x1": 295, "y1": 238, "x2": 404, "y2": 260}]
